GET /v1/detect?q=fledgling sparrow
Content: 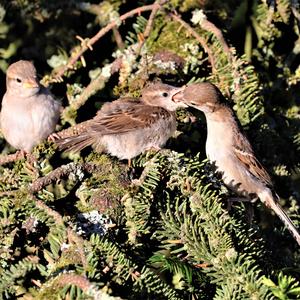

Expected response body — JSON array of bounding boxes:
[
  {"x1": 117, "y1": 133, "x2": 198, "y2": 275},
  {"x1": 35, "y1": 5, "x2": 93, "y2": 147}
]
[
  {"x1": 54, "y1": 83, "x2": 184, "y2": 161},
  {"x1": 1, "y1": 60, "x2": 61, "y2": 152},
  {"x1": 173, "y1": 82, "x2": 300, "y2": 246}
]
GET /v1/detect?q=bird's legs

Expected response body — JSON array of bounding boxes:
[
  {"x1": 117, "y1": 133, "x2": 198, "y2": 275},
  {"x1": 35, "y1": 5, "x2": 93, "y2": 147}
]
[
  {"x1": 146, "y1": 146, "x2": 161, "y2": 154},
  {"x1": 127, "y1": 159, "x2": 132, "y2": 168}
]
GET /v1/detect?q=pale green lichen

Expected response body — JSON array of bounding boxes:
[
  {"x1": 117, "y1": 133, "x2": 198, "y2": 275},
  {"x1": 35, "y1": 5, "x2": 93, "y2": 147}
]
[
  {"x1": 101, "y1": 64, "x2": 112, "y2": 78},
  {"x1": 191, "y1": 9, "x2": 207, "y2": 25}
]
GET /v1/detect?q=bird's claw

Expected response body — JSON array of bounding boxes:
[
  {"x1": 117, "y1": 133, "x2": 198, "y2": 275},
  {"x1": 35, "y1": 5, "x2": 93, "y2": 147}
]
[{"x1": 48, "y1": 133, "x2": 61, "y2": 142}]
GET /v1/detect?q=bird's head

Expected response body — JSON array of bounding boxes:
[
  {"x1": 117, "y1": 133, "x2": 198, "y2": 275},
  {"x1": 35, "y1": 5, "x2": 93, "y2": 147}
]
[
  {"x1": 6, "y1": 60, "x2": 40, "y2": 98},
  {"x1": 172, "y1": 82, "x2": 225, "y2": 113},
  {"x1": 141, "y1": 82, "x2": 187, "y2": 111}
]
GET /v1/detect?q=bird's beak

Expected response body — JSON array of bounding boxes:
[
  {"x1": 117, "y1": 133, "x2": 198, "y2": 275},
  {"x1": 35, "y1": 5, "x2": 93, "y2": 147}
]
[
  {"x1": 23, "y1": 79, "x2": 39, "y2": 89},
  {"x1": 172, "y1": 86, "x2": 188, "y2": 107}
]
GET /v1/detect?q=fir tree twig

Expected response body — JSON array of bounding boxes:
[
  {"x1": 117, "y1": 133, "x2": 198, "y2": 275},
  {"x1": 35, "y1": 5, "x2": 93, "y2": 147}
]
[{"x1": 29, "y1": 162, "x2": 99, "y2": 193}]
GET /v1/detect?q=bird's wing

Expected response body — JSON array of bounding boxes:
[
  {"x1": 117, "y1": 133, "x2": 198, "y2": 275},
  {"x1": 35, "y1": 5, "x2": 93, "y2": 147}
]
[
  {"x1": 55, "y1": 99, "x2": 173, "y2": 152},
  {"x1": 233, "y1": 129, "x2": 273, "y2": 187},
  {"x1": 89, "y1": 103, "x2": 172, "y2": 135},
  {"x1": 98, "y1": 97, "x2": 141, "y2": 114}
]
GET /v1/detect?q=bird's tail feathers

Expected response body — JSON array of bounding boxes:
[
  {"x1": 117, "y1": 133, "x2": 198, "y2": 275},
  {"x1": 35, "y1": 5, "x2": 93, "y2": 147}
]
[
  {"x1": 55, "y1": 134, "x2": 95, "y2": 153},
  {"x1": 260, "y1": 190, "x2": 300, "y2": 247}
]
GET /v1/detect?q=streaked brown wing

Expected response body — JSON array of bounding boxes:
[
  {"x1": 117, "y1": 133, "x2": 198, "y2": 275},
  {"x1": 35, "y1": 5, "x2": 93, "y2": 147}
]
[
  {"x1": 97, "y1": 97, "x2": 141, "y2": 115},
  {"x1": 89, "y1": 104, "x2": 172, "y2": 135},
  {"x1": 233, "y1": 128, "x2": 273, "y2": 187}
]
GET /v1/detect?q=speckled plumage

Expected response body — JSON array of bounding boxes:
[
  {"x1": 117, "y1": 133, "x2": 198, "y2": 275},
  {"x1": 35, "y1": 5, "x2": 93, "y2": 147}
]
[
  {"x1": 174, "y1": 82, "x2": 300, "y2": 246},
  {"x1": 55, "y1": 83, "x2": 184, "y2": 160},
  {"x1": 0, "y1": 60, "x2": 61, "y2": 152}
]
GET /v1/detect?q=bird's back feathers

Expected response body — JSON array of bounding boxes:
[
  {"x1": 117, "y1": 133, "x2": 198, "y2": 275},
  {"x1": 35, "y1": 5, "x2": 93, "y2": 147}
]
[{"x1": 54, "y1": 97, "x2": 175, "y2": 156}]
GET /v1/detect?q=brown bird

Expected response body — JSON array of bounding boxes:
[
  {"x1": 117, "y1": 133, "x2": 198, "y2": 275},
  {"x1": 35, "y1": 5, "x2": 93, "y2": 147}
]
[
  {"x1": 173, "y1": 82, "x2": 300, "y2": 246},
  {"x1": 0, "y1": 60, "x2": 61, "y2": 152},
  {"x1": 55, "y1": 82, "x2": 184, "y2": 162}
]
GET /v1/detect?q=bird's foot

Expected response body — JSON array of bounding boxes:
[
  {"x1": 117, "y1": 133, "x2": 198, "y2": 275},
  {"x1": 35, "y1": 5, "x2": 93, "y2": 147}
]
[
  {"x1": 47, "y1": 132, "x2": 61, "y2": 142},
  {"x1": 25, "y1": 152, "x2": 37, "y2": 165},
  {"x1": 16, "y1": 152, "x2": 39, "y2": 179},
  {"x1": 127, "y1": 159, "x2": 132, "y2": 168},
  {"x1": 146, "y1": 146, "x2": 161, "y2": 153},
  {"x1": 145, "y1": 146, "x2": 161, "y2": 159}
]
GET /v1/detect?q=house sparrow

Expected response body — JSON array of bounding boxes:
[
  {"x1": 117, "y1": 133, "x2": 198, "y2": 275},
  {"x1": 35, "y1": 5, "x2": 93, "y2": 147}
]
[
  {"x1": 1, "y1": 60, "x2": 61, "y2": 152},
  {"x1": 173, "y1": 82, "x2": 300, "y2": 246},
  {"x1": 55, "y1": 83, "x2": 184, "y2": 161}
]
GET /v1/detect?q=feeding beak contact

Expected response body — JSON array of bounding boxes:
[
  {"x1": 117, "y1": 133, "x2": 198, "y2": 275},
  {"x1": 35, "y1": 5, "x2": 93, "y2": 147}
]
[{"x1": 172, "y1": 86, "x2": 188, "y2": 107}]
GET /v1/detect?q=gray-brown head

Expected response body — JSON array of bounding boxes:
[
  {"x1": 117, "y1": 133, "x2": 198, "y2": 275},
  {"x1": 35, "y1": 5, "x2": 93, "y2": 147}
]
[
  {"x1": 6, "y1": 60, "x2": 40, "y2": 98},
  {"x1": 173, "y1": 82, "x2": 225, "y2": 113},
  {"x1": 141, "y1": 82, "x2": 186, "y2": 111}
]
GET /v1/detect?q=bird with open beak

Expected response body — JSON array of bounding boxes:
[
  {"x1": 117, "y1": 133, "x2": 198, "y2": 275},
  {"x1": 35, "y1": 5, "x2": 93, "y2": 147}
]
[
  {"x1": 172, "y1": 82, "x2": 300, "y2": 246},
  {"x1": 1, "y1": 60, "x2": 61, "y2": 153},
  {"x1": 54, "y1": 82, "x2": 185, "y2": 164}
]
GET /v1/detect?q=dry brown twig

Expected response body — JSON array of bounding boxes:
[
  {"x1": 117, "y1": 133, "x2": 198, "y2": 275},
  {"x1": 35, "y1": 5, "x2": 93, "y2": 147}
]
[
  {"x1": 169, "y1": 12, "x2": 216, "y2": 73},
  {"x1": 63, "y1": 0, "x2": 166, "y2": 112},
  {"x1": 112, "y1": 26, "x2": 125, "y2": 49},
  {"x1": 63, "y1": 57, "x2": 122, "y2": 113},
  {"x1": 0, "y1": 151, "x2": 25, "y2": 166},
  {"x1": 171, "y1": 10, "x2": 242, "y2": 93},
  {"x1": 29, "y1": 162, "x2": 100, "y2": 193},
  {"x1": 135, "y1": 0, "x2": 165, "y2": 54},
  {"x1": 198, "y1": 14, "x2": 232, "y2": 63},
  {"x1": 50, "y1": 2, "x2": 166, "y2": 82},
  {"x1": 79, "y1": 2, "x2": 125, "y2": 50},
  {"x1": 56, "y1": 274, "x2": 95, "y2": 292},
  {"x1": 195, "y1": 12, "x2": 242, "y2": 92}
]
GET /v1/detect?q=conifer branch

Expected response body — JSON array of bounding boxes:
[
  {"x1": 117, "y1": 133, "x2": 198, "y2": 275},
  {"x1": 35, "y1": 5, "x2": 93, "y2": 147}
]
[{"x1": 29, "y1": 162, "x2": 99, "y2": 193}]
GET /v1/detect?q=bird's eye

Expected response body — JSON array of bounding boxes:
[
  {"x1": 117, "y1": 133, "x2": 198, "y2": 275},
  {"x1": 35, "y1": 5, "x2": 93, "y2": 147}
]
[
  {"x1": 16, "y1": 78, "x2": 22, "y2": 83},
  {"x1": 162, "y1": 92, "x2": 169, "y2": 97}
]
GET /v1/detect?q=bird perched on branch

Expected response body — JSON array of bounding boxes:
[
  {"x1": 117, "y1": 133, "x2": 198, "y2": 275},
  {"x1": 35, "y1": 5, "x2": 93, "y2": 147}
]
[
  {"x1": 0, "y1": 60, "x2": 61, "y2": 153},
  {"x1": 54, "y1": 82, "x2": 184, "y2": 163},
  {"x1": 172, "y1": 82, "x2": 300, "y2": 246}
]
